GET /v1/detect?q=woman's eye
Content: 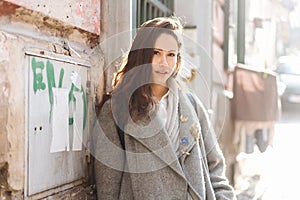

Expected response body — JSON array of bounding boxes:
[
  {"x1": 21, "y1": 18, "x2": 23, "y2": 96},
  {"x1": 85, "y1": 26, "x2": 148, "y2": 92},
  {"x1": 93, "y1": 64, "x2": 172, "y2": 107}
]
[
  {"x1": 154, "y1": 51, "x2": 160, "y2": 55},
  {"x1": 169, "y1": 53, "x2": 176, "y2": 57}
]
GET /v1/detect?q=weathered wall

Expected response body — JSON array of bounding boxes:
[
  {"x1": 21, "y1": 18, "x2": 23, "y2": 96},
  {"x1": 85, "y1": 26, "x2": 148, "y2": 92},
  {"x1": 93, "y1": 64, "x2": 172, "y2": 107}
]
[
  {"x1": 0, "y1": 34, "x2": 9, "y2": 165},
  {"x1": 0, "y1": 29, "x2": 27, "y2": 191},
  {"x1": 3, "y1": 0, "x2": 100, "y2": 35},
  {"x1": 0, "y1": 0, "x2": 100, "y2": 198},
  {"x1": 95, "y1": 0, "x2": 132, "y2": 101}
]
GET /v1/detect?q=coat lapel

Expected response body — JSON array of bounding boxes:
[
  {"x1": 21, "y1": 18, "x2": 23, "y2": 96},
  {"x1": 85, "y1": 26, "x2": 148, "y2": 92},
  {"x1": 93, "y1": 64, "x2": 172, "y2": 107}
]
[{"x1": 124, "y1": 112, "x2": 186, "y2": 179}]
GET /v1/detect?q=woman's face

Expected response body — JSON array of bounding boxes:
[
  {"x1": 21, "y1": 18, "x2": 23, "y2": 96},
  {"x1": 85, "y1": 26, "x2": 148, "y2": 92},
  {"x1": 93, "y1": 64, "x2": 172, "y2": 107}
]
[{"x1": 151, "y1": 33, "x2": 179, "y2": 85}]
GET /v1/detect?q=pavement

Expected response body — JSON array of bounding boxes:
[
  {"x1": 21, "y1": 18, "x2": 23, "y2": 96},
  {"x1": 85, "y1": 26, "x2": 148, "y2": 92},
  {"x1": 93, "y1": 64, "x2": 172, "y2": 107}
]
[{"x1": 234, "y1": 103, "x2": 300, "y2": 200}]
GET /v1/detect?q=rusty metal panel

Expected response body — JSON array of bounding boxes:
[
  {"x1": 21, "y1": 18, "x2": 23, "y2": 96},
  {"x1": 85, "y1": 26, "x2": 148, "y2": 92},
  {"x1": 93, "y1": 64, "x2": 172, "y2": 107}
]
[
  {"x1": 4, "y1": 0, "x2": 100, "y2": 34},
  {"x1": 26, "y1": 53, "x2": 88, "y2": 196}
]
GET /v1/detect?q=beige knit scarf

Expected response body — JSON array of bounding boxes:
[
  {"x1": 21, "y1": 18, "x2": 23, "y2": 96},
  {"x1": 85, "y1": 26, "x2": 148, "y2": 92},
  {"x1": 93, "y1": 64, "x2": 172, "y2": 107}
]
[{"x1": 158, "y1": 78, "x2": 180, "y2": 155}]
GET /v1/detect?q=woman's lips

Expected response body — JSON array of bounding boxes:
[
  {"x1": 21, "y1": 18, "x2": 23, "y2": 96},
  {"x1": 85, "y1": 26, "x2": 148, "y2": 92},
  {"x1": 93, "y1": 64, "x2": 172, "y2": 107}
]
[{"x1": 155, "y1": 70, "x2": 168, "y2": 75}]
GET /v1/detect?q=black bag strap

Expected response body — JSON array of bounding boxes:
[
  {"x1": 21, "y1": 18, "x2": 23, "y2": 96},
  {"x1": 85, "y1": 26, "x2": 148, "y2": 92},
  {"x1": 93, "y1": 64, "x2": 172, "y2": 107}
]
[{"x1": 116, "y1": 126, "x2": 125, "y2": 150}]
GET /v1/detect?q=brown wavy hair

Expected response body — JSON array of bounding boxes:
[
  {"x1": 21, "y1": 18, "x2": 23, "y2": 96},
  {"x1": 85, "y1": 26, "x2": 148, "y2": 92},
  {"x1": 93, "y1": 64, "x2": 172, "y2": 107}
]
[{"x1": 111, "y1": 17, "x2": 183, "y2": 129}]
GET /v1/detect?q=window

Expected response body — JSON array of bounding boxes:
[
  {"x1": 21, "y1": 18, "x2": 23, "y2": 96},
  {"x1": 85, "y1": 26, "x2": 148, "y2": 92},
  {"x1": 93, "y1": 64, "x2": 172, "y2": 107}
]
[{"x1": 134, "y1": 0, "x2": 174, "y2": 28}]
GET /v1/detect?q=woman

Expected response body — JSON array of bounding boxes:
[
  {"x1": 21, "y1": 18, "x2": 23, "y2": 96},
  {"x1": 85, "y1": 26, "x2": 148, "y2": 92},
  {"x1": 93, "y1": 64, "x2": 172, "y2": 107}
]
[{"x1": 94, "y1": 17, "x2": 236, "y2": 200}]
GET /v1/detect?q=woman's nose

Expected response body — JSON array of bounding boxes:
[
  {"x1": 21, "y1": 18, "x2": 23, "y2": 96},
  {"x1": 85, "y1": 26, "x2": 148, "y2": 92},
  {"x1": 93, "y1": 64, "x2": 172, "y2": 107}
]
[{"x1": 159, "y1": 54, "x2": 168, "y2": 66}]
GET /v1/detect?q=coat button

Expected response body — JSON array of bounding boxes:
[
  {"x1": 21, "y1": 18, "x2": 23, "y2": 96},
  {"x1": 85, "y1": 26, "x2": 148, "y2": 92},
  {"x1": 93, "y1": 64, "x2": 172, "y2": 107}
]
[
  {"x1": 181, "y1": 150, "x2": 191, "y2": 155},
  {"x1": 180, "y1": 115, "x2": 188, "y2": 122},
  {"x1": 180, "y1": 137, "x2": 189, "y2": 145}
]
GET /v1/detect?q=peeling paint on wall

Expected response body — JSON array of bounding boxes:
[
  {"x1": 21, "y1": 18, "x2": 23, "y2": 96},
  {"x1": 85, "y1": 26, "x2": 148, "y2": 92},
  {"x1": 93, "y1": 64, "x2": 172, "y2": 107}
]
[
  {"x1": 0, "y1": 33, "x2": 9, "y2": 62},
  {"x1": 0, "y1": 0, "x2": 101, "y2": 194},
  {"x1": 76, "y1": 0, "x2": 85, "y2": 15},
  {"x1": 3, "y1": 0, "x2": 100, "y2": 34},
  {"x1": 0, "y1": 32, "x2": 9, "y2": 165},
  {"x1": 0, "y1": 68, "x2": 9, "y2": 165},
  {"x1": 0, "y1": 1, "x2": 99, "y2": 48},
  {"x1": 0, "y1": 0, "x2": 19, "y2": 16},
  {"x1": 2, "y1": 32, "x2": 26, "y2": 191}
]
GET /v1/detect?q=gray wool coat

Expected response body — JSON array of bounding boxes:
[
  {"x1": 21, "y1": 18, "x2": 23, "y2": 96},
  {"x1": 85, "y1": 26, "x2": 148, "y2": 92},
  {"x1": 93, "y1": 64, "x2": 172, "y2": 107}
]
[{"x1": 94, "y1": 91, "x2": 236, "y2": 200}]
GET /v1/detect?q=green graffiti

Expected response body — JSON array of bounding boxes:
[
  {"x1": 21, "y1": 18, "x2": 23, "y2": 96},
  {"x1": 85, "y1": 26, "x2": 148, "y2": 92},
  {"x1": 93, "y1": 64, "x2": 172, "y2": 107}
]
[
  {"x1": 31, "y1": 58, "x2": 46, "y2": 93},
  {"x1": 68, "y1": 83, "x2": 79, "y2": 125},
  {"x1": 68, "y1": 83, "x2": 80, "y2": 104},
  {"x1": 69, "y1": 117, "x2": 74, "y2": 125},
  {"x1": 58, "y1": 68, "x2": 64, "y2": 88},
  {"x1": 31, "y1": 58, "x2": 86, "y2": 131},
  {"x1": 46, "y1": 60, "x2": 65, "y2": 119},
  {"x1": 68, "y1": 82, "x2": 87, "y2": 129},
  {"x1": 81, "y1": 85, "x2": 87, "y2": 129},
  {"x1": 46, "y1": 60, "x2": 56, "y2": 108}
]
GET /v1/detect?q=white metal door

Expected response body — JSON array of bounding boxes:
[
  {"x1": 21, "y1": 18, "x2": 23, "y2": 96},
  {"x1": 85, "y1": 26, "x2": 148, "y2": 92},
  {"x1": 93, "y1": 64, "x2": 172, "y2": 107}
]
[{"x1": 26, "y1": 53, "x2": 89, "y2": 196}]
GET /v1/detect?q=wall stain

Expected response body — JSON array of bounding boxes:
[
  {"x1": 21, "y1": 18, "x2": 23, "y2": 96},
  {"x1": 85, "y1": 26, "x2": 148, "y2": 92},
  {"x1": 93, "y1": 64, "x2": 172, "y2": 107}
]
[
  {"x1": 2, "y1": 3, "x2": 99, "y2": 47},
  {"x1": 0, "y1": 1, "x2": 19, "y2": 17},
  {"x1": 3, "y1": 0, "x2": 100, "y2": 35},
  {"x1": 0, "y1": 163, "x2": 23, "y2": 199}
]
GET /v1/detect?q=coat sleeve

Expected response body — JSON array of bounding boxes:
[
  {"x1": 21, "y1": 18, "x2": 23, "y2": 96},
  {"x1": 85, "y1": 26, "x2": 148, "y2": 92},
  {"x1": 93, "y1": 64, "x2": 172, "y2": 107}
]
[
  {"x1": 189, "y1": 93, "x2": 236, "y2": 200},
  {"x1": 93, "y1": 100, "x2": 125, "y2": 200}
]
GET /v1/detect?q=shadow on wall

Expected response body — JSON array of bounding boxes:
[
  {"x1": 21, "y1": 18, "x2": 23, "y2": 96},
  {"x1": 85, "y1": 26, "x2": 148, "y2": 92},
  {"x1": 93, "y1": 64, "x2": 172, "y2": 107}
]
[{"x1": 0, "y1": 163, "x2": 22, "y2": 199}]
